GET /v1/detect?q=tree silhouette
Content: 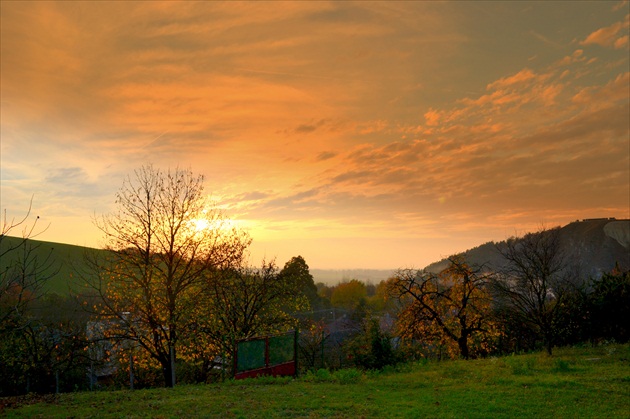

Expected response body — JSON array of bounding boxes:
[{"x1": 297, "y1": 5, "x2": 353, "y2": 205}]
[
  {"x1": 88, "y1": 165, "x2": 249, "y2": 387},
  {"x1": 492, "y1": 227, "x2": 572, "y2": 355}
]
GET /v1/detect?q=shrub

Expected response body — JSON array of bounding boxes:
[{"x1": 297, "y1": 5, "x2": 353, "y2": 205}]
[
  {"x1": 333, "y1": 368, "x2": 363, "y2": 384},
  {"x1": 346, "y1": 318, "x2": 400, "y2": 370},
  {"x1": 553, "y1": 359, "x2": 572, "y2": 373}
]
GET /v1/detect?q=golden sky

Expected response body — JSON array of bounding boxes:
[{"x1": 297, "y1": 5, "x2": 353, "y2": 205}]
[{"x1": 1, "y1": 1, "x2": 629, "y2": 269}]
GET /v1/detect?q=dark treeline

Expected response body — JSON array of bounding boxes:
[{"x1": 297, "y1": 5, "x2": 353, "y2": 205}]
[{"x1": 1, "y1": 169, "x2": 628, "y2": 396}]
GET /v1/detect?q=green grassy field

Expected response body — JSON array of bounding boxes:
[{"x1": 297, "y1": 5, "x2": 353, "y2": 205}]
[
  {"x1": 0, "y1": 236, "x2": 102, "y2": 295},
  {"x1": 3, "y1": 343, "x2": 629, "y2": 418}
]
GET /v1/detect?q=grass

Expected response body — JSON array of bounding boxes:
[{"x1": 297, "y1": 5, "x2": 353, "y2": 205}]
[{"x1": 3, "y1": 343, "x2": 629, "y2": 418}]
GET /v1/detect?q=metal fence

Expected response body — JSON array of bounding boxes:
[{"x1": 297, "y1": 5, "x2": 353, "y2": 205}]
[{"x1": 233, "y1": 331, "x2": 297, "y2": 379}]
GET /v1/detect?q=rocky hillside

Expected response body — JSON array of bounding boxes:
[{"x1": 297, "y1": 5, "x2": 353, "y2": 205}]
[{"x1": 424, "y1": 218, "x2": 629, "y2": 277}]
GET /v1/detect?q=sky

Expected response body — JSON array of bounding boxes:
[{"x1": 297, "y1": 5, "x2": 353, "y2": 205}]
[{"x1": 1, "y1": 1, "x2": 629, "y2": 270}]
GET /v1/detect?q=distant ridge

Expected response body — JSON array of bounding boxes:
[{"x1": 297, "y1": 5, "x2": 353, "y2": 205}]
[
  {"x1": 424, "y1": 218, "x2": 630, "y2": 277},
  {"x1": 2, "y1": 218, "x2": 628, "y2": 292},
  {"x1": 310, "y1": 269, "x2": 395, "y2": 286}
]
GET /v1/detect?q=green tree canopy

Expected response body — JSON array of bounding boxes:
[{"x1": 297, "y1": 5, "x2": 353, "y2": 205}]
[{"x1": 331, "y1": 279, "x2": 367, "y2": 310}]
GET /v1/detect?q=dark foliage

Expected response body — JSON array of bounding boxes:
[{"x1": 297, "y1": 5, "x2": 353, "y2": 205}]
[
  {"x1": 588, "y1": 268, "x2": 630, "y2": 343},
  {"x1": 346, "y1": 317, "x2": 399, "y2": 370}
]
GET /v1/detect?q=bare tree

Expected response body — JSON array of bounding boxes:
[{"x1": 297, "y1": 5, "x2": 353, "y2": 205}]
[
  {"x1": 0, "y1": 198, "x2": 55, "y2": 327},
  {"x1": 492, "y1": 226, "x2": 572, "y2": 355},
  {"x1": 88, "y1": 165, "x2": 250, "y2": 387},
  {"x1": 0, "y1": 199, "x2": 69, "y2": 395}
]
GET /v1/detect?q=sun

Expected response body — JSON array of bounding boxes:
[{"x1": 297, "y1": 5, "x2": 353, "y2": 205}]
[
  {"x1": 191, "y1": 218, "x2": 211, "y2": 232},
  {"x1": 189, "y1": 217, "x2": 242, "y2": 235}
]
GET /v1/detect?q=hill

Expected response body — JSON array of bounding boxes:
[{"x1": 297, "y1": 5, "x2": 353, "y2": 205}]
[
  {"x1": 2, "y1": 218, "x2": 628, "y2": 294},
  {"x1": 424, "y1": 218, "x2": 630, "y2": 276},
  {"x1": 0, "y1": 236, "x2": 102, "y2": 295}
]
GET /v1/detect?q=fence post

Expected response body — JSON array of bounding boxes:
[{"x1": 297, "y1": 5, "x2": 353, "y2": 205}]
[
  {"x1": 232, "y1": 336, "x2": 237, "y2": 379},
  {"x1": 129, "y1": 351, "x2": 134, "y2": 390},
  {"x1": 265, "y1": 337, "x2": 270, "y2": 368},
  {"x1": 321, "y1": 330, "x2": 325, "y2": 369},
  {"x1": 221, "y1": 343, "x2": 225, "y2": 382},
  {"x1": 294, "y1": 328, "x2": 299, "y2": 377}
]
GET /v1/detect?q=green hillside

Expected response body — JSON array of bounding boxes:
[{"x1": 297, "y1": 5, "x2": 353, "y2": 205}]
[{"x1": 0, "y1": 236, "x2": 103, "y2": 295}]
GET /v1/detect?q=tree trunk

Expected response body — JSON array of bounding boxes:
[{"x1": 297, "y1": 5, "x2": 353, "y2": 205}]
[
  {"x1": 160, "y1": 349, "x2": 175, "y2": 388},
  {"x1": 545, "y1": 339, "x2": 553, "y2": 356},
  {"x1": 163, "y1": 362, "x2": 174, "y2": 388},
  {"x1": 458, "y1": 335, "x2": 470, "y2": 360}
]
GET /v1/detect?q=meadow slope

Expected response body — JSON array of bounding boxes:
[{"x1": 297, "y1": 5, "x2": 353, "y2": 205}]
[{"x1": 3, "y1": 344, "x2": 629, "y2": 418}]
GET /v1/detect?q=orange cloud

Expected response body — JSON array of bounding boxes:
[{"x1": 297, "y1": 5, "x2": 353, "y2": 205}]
[
  {"x1": 614, "y1": 34, "x2": 629, "y2": 48},
  {"x1": 424, "y1": 109, "x2": 441, "y2": 126},
  {"x1": 580, "y1": 16, "x2": 630, "y2": 48},
  {"x1": 487, "y1": 69, "x2": 537, "y2": 90},
  {"x1": 2, "y1": 1, "x2": 628, "y2": 269}
]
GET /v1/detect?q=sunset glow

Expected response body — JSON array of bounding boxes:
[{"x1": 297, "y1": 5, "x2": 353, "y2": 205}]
[{"x1": 1, "y1": 1, "x2": 628, "y2": 269}]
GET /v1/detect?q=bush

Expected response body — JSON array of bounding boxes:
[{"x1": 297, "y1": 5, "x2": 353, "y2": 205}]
[
  {"x1": 553, "y1": 359, "x2": 572, "y2": 373},
  {"x1": 315, "y1": 368, "x2": 332, "y2": 382},
  {"x1": 333, "y1": 368, "x2": 363, "y2": 384},
  {"x1": 301, "y1": 368, "x2": 333, "y2": 383},
  {"x1": 346, "y1": 318, "x2": 400, "y2": 370}
]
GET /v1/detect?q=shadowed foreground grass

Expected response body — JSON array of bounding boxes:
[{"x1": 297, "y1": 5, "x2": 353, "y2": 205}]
[{"x1": 4, "y1": 344, "x2": 629, "y2": 418}]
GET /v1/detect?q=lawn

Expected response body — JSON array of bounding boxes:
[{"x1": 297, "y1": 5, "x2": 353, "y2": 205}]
[{"x1": 3, "y1": 343, "x2": 629, "y2": 418}]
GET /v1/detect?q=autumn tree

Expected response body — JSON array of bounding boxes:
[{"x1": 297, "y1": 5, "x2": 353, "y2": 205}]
[
  {"x1": 200, "y1": 259, "x2": 307, "y2": 358},
  {"x1": 366, "y1": 280, "x2": 397, "y2": 313},
  {"x1": 330, "y1": 279, "x2": 367, "y2": 311},
  {"x1": 298, "y1": 320, "x2": 329, "y2": 369},
  {"x1": 15, "y1": 294, "x2": 91, "y2": 394},
  {"x1": 387, "y1": 256, "x2": 500, "y2": 359},
  {"x1": 88, "y1": 165, "x2": 249, "y2": 387},
  {"x1": 491, "y1": 227, "x2": 573, "y2": 355}
]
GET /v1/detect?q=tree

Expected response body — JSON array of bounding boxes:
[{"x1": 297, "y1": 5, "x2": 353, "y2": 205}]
[
  {"x1": 363, "y1": 280, "x2": 397, "y2": 313},
  {"x1": 279, "y1": 256, "x2": 323, "y2": 310},
  {"x1": 298, "y1": 320, "x2": 329, "y2": 370},
  {"x1": 0, "y1": 205, "x2": 91, "y2": 396},
  {"x1": 330, "y1": 279, "x2": 367, "y2": 311},
  {"x1": 588, "y1": 267, "x2": 630, "y2": 343},
  {"x1": 346, "y1": 316, "x2": 398, "y2": 370},
  {"x1": 1, "y1": 198, "x2": 54, "y2": 327},
  {"x1": 200, "y1": 259, "x2": 307, "y2": 367},
  {"x1": 387, "y1": 256, "x2": 500, "y2": 360},
  {"x1": 491, "y1": 226, "x2": 573, "y2": 355},
  {"x1": 88, "y1": 165, "x2": 249, "y2": 387}
]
